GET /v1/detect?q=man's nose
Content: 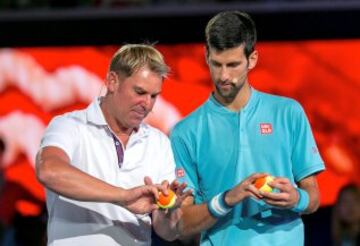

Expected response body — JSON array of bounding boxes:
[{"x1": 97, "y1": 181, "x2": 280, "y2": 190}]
[
  {"x1": 142, "y1": 94, "x2": 152, "y2": 109},
  {"x1": 220, "y1": 67, "x2": 230, "y2": 82}
]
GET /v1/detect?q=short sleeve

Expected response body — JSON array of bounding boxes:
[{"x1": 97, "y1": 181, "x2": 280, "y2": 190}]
[
  {"x1": 159, "y1": 135, "x2": 176, "y2": 183},
  {"x1": 290, "y1": 103, "x2": 325, "y2": 181},
  {"x1": 170, "y1": 129, "x2": 201, "y2": 203},
  {"x1": 40, "y1": 115, "x2": 79, "y2": 161}
]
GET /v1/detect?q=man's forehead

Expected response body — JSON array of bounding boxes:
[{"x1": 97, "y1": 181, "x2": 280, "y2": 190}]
[
  {"x1": 208, "y1": 45, "x2": 246, "y2": 57},
  {"x1": 208, "y1": 49, "x2": 246, "y2": 65},
  {"x1": 125, "y1": 68, "x2": 162, "y2": 93},
  {"x1": 129, "y1": 66, "x2": 161, "y2": 79}
]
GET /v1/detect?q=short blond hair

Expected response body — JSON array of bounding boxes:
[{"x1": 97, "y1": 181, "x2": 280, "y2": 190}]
[{"x1": 109, "y1": 44, "x2": 169, "y2": 79}]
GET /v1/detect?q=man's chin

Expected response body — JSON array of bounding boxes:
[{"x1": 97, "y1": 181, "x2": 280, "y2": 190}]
[
  {"x1": 128, "y1": 118, "x2": 144, "y2": 129},
  {"x1": 218, "y1": 90, "x2": 237, "y2": 99}
]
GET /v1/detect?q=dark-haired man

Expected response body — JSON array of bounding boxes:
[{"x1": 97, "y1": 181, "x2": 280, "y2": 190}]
[{"x1": 171, "y1": 11, "x2": 325, "y2": 245}]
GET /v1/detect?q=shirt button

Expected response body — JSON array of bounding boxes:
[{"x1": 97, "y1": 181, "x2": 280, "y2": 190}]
[{"x1": 115, "y1": 141, "x2": 120, "y2": 145}]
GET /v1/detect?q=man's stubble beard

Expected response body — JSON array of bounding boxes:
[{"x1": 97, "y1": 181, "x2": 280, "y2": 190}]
[{"x1": 215, "y1": 79, "x2": 245, "y2": 102}]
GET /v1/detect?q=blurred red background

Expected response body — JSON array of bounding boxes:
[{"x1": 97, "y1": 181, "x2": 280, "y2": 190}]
[{"x1": 0, "y1": 40, "x2": 359, "y2": 220}]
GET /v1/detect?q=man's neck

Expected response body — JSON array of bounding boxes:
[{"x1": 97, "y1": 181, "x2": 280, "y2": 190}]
[{"x1": 100, "y1": 97, "x2": 134, "y2": 138}]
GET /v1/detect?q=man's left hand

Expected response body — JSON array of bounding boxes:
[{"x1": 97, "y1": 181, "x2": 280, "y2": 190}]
[
  {"x1": 145, "y1": 177, "x2": 192, "y2": 241},
  {"x1": 260, "y1": 177, "x2": 299, "y2": 209}
]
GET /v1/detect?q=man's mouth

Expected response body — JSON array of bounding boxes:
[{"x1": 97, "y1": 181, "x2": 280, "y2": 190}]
[
  {"x1": 218, "y1": 82, "x2": 233, "y2": 90},
  {"x1": 132, "y1": 110, "x2": 147, "y2": 118}
]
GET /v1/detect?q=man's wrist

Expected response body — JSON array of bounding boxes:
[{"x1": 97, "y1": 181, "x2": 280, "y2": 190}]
[
  {"x1": 207, "y1": 190, "x2": 233, "y2": 218},
  {"x1": 223, "y1": 189, "x2": 234, "y2": 208},
  {"x1": 114, "y1": 187, "x2": 128, "y2": 206},
  {"x1": 291, "y1": 188, "x2": 310, "y2": 213}
]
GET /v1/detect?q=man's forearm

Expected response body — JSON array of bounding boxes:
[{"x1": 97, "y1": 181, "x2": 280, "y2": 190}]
[
  {"x1": 177, "y1": 203, "x2": 217, "y2": 238},
  {"x1": 297, "y1": 175, "x2": 321, "y2": 214},
  {"x1": 36, "y1": 148, "x2": 124, "y2": 203}
]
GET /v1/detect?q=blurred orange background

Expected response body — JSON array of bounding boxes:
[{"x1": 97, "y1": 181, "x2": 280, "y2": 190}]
[{"x1": 0, "y1": 40, "x2": 359, "y2": 220}]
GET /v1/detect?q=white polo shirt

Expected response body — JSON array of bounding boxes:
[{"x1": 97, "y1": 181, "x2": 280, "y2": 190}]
[{"x1": 39, "y1": 97, "x2": 176, "y2": 246}]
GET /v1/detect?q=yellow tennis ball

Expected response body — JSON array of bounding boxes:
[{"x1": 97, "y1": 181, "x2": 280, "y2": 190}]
[
  {"x1": 157, "y1": 189, "x2": 177, "y2": 209},
  {"x1": 254, "y1": 176, "x2": 274, "y2": 192}
]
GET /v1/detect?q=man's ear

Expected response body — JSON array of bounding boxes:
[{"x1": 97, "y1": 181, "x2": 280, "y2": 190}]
[
  {"x1": 106, "y1": 71, "x2": 119, "y2": 93},
  {"x1": 205, "y1": 47, "x2": 210, "y2": 65},
  {"x1": 248, "y1": 50, "x2": 258, "y2": 70}
]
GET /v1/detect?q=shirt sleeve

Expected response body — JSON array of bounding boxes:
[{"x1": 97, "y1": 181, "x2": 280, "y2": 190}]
[
  {"x1": 39, "y1": 115, "x2": 79, "y2": 162},
  {"x1": 170, "y1": 128, "x2": 202, "y2": 203},
  {"x1": 159, "y1": 135, "x2": 176, "y2": 183},
  {"x1": 290, "y1": 102, "x2": 325, "y2": 181}
]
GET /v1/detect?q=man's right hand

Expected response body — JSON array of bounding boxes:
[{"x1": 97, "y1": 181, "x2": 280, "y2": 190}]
[
  {"x1": 118, "y1": 184, "x2": 165, "y2": 214},
  {"x1": 224, "y1": 173, "x2": 268, "y2": 207}
]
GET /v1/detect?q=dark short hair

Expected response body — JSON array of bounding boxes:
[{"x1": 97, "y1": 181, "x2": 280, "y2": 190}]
[{"x1": 205, "y1": 11, "x2": 257, "y2": 58}]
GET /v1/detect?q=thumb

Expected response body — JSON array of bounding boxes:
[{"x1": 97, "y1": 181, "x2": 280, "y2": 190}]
[{"x1": 144, "y1": 176, "x2": 153, "y2": 185}]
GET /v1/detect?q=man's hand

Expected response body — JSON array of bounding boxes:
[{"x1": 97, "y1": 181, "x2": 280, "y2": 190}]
[
  {"x1": 117, "y1": 183, "x2": 166, "y2": 214},
  {"x1": 147, "y1": 177, "x2": 192, "y2": 241},
  {"x1": 224, "y1": 173, "x2": 268, "y2": 207},
  {"x1": 169, "y1": 179, "x2": 193, "y2": 209},
  {"x1": 260, "y1": 177, "x2": 299, "y2": 209}
]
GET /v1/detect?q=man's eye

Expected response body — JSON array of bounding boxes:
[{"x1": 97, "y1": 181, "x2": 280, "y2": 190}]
[
  {"x1": 136, "y1": 90, "x2": 145, "y2": 95},
  {"x1": 211, "y1": 63, "x2": 221, "y2": 68},
  {"x1": 228, "y1": 63, "x2": 240, "y2": 68}
]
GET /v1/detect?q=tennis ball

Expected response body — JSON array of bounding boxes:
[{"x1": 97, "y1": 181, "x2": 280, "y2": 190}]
[
  {"x1": 254, "y1": 176, "x2": 274, "y2": 192},
  {"x1": 157, "y1": 189, "x2": 177, "y2": 209}
]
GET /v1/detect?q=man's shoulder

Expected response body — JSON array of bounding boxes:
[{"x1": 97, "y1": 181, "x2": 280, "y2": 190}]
[
  {"x1": 257, "y1": 90, "x2": 302, "y2": 110},
  {"x1": 50, "y1": 108, "x2": 87, "y2": 127},
  {"x1": 257, "y1": 90, "x2": 296, "y2": 104},
  {"x1": 172, "y1": 102, "x2": 208, "y2": 133}
]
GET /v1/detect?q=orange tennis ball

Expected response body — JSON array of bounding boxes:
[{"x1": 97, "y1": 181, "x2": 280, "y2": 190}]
[
  {"x1": 254, "y1": 176, "x2": 274, "y2": 192},
  {"x1": 157, "y1": 189, "x2": 177, "y2": 209}
]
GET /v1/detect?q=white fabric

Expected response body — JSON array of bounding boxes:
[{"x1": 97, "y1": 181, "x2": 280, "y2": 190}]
[{"x1": 39, "y1": 97, "x2": 176, "y2": 246}]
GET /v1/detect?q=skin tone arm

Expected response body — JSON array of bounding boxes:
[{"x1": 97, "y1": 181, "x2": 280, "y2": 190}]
[
  {"x1": 298, "y1": 175, "x2": 321, "y2": 214},
  {"x1": 174, "y1": 173, "x2": 321, "y2": 238},
  {"x1": 176, "y1": 196, "x2": 216, "y2": 238},
  {"x1": 174, "y1": 173, "x2": 266, "y2": 238},
  {"x1": 36, "y1": 146, "x2": 165, "y2": 214}
]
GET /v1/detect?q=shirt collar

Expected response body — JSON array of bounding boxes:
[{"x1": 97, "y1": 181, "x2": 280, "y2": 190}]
[
  {"x1": 86, "y1": 97, "x2": 149, "y2": 138},
  {"x1": 86, "y1": 97, "x2": 107, "y2": 126},
  {"x1": 207, "y1": 87, "x2": 259, "y2": 114}
]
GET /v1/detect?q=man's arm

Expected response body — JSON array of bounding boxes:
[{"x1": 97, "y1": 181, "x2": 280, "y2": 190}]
[
  {"x1": 176, "y1": 196, "x2": 217, "y2": 238},
  {"x1": 174, "y1": 173, "x2": 265, "y2": 238},
  {"x1": 36, "y1": 146, "x2": 162, "y2": 214},
  {"x1": 296, "y1": 175, "x2": 320, "y2": 214}
]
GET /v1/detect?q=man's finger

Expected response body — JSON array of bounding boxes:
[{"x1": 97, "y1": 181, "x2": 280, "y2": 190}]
[
  {"x1": 150, "y1": 186, "x2": 160, "y2": 200},
  {"x1": 144, "y1": 176, "x2": 153, "y2": 185},
  {"x1": 161, "y1": 180, "x2": 170, "y2": 192},
  {"x1": 156, "y1": 184, "x2": 168, "y2": 194},
  {"x1": 273, "y1": 177, "x2": 290, "y2": 184},
  {"x1": 170, "y1": 180, "x2": 179, "y2": 190},
  {"x1": 248, "y1": 184, "x2": 263, "y2": 199}
]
